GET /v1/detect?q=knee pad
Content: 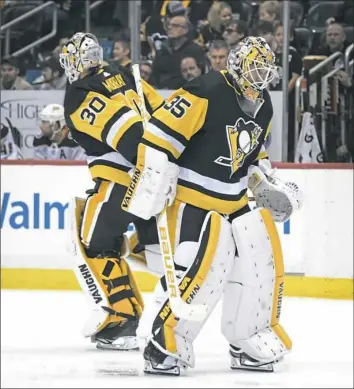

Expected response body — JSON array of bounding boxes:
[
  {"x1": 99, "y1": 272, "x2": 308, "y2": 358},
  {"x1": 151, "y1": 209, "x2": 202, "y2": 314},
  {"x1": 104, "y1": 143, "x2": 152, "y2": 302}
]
[
  {"x1": 221, "y1": 208, "x2": 291, "y2": 364},
  {"x1": 137, "y1": 211, "x2": 235, "y2": 367},
  {"x1": 69, "y1": 198, "x2": 144, "y2": 338}
]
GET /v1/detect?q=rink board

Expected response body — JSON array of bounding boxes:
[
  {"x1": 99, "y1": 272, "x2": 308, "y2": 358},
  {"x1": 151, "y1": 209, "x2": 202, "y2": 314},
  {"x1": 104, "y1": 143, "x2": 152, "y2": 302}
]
[
  {"x1": 1, "y1": 268, "x2": 353, "y2": 300},
  {"x1": 1, "y1": 162, "x2": 353, "y2": 299}
]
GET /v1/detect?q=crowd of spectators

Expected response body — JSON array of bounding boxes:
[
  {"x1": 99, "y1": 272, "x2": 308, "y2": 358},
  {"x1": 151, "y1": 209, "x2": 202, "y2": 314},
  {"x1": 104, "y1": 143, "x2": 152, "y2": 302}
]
[{"x1": 1, "y1": 0, "x2": 353, "y2": 162}]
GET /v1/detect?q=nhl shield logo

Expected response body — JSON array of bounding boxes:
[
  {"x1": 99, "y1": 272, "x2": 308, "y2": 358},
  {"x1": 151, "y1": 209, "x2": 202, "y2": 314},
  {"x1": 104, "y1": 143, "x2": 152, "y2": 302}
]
[{"x1": 214, "y1": 118, "x2": 262, "y2": 176}]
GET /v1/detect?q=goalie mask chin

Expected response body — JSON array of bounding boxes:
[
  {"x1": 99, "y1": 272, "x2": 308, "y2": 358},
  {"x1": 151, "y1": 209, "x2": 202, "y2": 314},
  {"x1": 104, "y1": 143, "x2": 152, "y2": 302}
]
[
  {"x1": 227, "y1": 37, "x2": 278, "y2": 116},
  {"x1": 59, "y1": 32, "x2": 103, "y2": 83}
]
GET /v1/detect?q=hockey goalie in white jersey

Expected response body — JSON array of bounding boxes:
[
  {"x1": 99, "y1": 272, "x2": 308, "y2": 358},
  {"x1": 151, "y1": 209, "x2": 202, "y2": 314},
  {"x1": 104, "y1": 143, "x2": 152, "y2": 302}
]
[{"x1": 123, "y1": 37, "x2": 303, "y2": 375}]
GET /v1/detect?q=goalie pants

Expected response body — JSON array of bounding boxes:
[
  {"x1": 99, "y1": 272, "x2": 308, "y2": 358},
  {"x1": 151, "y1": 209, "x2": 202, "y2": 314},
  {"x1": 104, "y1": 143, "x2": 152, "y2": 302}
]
[{"x1": 80, "y1": 178, "x2": 141, "y2": 258}]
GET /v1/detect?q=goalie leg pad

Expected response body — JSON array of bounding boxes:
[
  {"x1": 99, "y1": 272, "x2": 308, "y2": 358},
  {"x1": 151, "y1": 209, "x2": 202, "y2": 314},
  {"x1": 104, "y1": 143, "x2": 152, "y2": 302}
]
[
  {"x1": 138, "y1": 211, "x2": 235, "y2": 370},
  {"x1": 69, "y1": 198, "x2": 144, "y2": 348},
  {"x1": 221, "y1": 207, "x2": 291, "y2": 367}
]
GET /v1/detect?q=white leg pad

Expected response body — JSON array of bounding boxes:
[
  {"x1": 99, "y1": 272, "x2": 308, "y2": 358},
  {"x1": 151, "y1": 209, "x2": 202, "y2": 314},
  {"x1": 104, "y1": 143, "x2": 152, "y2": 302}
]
[
  {"x1": 221, "y1": 208, "x2": 291, "y2": 364},
  {"x1": 68, "y1": 198, "x2": 110, "y2": 337},
  {"x1": 138, "y1": 212, "x2": 236, "y2": 367}
]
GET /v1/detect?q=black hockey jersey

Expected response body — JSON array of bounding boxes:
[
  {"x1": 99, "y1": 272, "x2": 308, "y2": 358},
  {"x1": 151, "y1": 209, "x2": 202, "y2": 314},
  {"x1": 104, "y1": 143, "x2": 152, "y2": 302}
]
[
  {"x1": 33, "y1": 134, "x2": 86, "y2": 160},
  {"x1": 142, "y1": 70, "x2": 272, "y2": 215},
  {"x1": 64, "y1": 64, "x2": 164, "y2": 186}
]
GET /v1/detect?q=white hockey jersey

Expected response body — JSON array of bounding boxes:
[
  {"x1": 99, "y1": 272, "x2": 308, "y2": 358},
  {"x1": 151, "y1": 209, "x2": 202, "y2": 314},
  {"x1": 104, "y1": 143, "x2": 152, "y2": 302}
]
[
  {"x1": 33, "y1": 134, "x2": 86, "y2": 160},
  {"x1": 1, "y1": 120, "x2": 23, "y2": 160}
]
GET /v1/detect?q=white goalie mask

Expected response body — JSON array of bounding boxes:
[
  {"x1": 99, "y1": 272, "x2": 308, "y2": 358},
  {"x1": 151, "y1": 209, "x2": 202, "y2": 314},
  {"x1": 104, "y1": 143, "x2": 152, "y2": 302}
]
[
  {"x1": 59, "y1": 32, "x2": 103, "y2": 83},
  {"x1": 227, "y1": 36, "x2": 278, "y2": 101},
  {"x1": 38, "y1": 103, "x2": 67, "y2": 141}
]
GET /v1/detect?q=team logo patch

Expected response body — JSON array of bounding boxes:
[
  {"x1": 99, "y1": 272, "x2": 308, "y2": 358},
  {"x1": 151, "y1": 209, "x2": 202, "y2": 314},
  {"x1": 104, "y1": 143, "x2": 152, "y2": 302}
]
[{"x1": 214, "y1": 118, "x2": 263, "y2": 176}]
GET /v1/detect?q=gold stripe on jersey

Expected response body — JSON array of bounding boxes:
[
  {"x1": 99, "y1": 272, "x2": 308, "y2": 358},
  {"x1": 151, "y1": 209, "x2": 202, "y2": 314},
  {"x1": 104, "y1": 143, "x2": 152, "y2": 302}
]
[
  {"x1": 265, "y1": 121, "x2": 271, "y2": 141},
  {"x1": 151, "y1": 88, "x2": 208, "y2": 144},
  {"x1": 142, "y1": 79, "x2": 165, "y2": 111},
  {"x1": 176, "y1": 185, "x2": 249, "y2": 215},
  {"x1": 106, "y1": 111, "x2": 142, "y2": 150},
  {"x1": 70, "y1": 91, "x2": 141, "y2": 147},
  {"x1": 256, "y1": 149, "x2": 268, "y2": 161},
  {"x1": 81, "y1": 181, "x2": 114, "y2": 246},
  {"x1": 89, "y1": 165, "x2": 131, "y2": 187}
]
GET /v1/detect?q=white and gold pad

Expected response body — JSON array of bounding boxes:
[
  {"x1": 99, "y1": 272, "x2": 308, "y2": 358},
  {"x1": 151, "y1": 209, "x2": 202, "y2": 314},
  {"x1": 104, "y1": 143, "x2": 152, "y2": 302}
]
[
  {"x1": 221, "y1": 208, "x2": 292, "y2": 367},
  {"x1": 68, "y1": 197, "x2": 144, "y2": 349},
  {"x1": 138, "y1": 211, "x2": 235, "y2": 369}
]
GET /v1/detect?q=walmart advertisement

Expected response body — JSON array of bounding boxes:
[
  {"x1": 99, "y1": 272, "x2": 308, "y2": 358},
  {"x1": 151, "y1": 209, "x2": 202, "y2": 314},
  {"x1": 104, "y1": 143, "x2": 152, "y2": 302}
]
[{"x1": 1, "y1": 164, "x2": 353, "y2": 280}]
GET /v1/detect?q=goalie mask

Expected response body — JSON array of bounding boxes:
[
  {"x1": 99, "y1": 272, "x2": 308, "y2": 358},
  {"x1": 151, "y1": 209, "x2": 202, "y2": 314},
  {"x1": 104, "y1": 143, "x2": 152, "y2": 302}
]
[
  {"x1": 38, "y1": 103, "x2": 67, "y2": 141},
  {"x1": 59, "y1": 32, "x2": 103, "y2": 83},
  {"x1": 227, "y1": 36, "x2": 277, "y2": 102}
]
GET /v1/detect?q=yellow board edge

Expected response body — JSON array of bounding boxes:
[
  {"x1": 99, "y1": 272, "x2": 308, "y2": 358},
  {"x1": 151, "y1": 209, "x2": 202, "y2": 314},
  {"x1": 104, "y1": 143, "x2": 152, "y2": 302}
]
[{"x1": 1, "y1": 268, "x2": 353, "y2": 300}]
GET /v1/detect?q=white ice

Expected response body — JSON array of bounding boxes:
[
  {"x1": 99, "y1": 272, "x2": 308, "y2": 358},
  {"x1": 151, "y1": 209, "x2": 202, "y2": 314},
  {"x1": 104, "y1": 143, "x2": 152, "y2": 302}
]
[{"x1": 1, "y1": 290, "x2": 353, "y2": 388}]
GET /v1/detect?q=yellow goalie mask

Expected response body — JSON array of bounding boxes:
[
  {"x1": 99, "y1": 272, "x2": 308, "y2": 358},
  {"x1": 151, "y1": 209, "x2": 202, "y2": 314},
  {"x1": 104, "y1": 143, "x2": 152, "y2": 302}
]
[
  {"x1": 227, "y1": 36, "x2": 278, "y2": 101},
  {"x1": 59, "y1": 32, "x2": 103, "y2": 83}
]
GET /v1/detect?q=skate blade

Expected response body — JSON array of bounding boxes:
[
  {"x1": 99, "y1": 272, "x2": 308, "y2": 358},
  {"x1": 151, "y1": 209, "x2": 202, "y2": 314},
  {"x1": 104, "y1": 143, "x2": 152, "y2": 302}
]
[
  {"x1": 231, "y1": 359, "x2": 274, "y2": 373},
  {"x1": 143, "y1": 360, "x2": 181, "y2": 376}
]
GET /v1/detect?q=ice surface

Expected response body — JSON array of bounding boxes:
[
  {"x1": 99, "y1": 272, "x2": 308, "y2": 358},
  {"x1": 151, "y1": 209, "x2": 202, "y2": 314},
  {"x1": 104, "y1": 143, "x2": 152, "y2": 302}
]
[{"x1": 1, "y1": 290, "x2": 353, "y2": 388}]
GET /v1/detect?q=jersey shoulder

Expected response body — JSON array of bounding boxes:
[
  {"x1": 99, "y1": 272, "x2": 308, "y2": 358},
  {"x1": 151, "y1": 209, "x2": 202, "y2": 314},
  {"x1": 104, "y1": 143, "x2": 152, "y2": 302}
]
[
  {"x1": 64, "y1": 64, "x2": 135, "y2": 116},
  {"x1": 181, "y1": 70, "x2": 225, "y2": 99}
]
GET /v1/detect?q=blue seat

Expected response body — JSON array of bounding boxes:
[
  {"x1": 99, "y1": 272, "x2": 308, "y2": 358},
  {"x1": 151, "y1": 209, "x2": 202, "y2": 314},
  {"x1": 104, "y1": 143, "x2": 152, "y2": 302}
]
[
  {"x1": 99, "y1": 40, "x2": 114, "y2": 61},
  {"x1": 25, "y1": 69, "x2": 42, "y2": 84}
]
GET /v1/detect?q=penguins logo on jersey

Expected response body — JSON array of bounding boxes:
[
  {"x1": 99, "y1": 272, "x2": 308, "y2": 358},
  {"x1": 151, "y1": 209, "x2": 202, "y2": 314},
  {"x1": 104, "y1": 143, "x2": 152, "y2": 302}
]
[{"x1": 214, "y1": 118, "x2": 262, "y2": 176}]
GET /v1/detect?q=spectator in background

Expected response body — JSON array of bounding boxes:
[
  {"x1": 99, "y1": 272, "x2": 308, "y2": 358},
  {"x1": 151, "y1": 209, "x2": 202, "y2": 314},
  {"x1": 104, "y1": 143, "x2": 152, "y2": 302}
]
[
  {"x1": 208, "y1": 40, "x2": 229, "y2": 71},
  {"x1": 146, "y1": 0, "x2": 188, "y2": 59},
  {"x1": 0, "y1": 57, "x2": 33, "y2": 90},
  {"x1": 33, "y1": 103, "x2": 86, "y2": 160},
  {"x1": 271, "y1": 22, "x2": 303, "y2": 93},
  {"x1": 252, "y1": 20, "x2": 277, "y2": 52},
  {"x1": 150, "y1": 13, "x2": 205, "y2": 89},
  {"x1": 312, "y1": 22, "x2": 350, "y2": 58},
  {"x1": 270, "y1": 21, "x2": 303, "y2": 162},
  {"x1": 198, "y1": 2, "x2": 232, "y2": 49},
  {"x1": 180, "y1": 56, "x2": 203, "y2": 82},
  {"x1": 311, "y1": 22, "x2": 352, "y2": 88},
  {"x1": 32, "y1": 58, "x2": 67, "y2": 90},
  {"x1": 139, "y1": 60, "x2": 153, "y2": 83},
  {"x1": 111, "y1": 37, "x2": 132, "y2": 71},
  {"x1": 222, "y1": 17, "x2": 248, "y2": 51},
  {"x1": 258, "y1": 1, "x2": 281, "y2": 24}
]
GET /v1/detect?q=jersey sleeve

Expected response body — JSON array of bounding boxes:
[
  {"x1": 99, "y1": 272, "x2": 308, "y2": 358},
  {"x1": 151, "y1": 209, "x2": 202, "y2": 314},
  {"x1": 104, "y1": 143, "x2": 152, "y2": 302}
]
[
  {"x1": 141, "y1": 78, "x2": 209, "y2": 161},
  {"x1": 69, "y1": 89, "x2": 144, "y2": 161},
  {"x1": 142, "y1": 79, "x2": 165, "y2": 114},
  {"x1": 253, "y1": 121, "x2": 271, "y2": 163}
]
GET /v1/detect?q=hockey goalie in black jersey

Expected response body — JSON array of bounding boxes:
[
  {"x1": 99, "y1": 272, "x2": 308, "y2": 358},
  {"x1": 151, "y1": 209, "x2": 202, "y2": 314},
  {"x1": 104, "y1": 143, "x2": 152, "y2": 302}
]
[
  {"x1": 59, "y1": 32, "x2": 165, "y2": 351},
  {"x1": 124, "y1": 37, "x2": 303, "y2": 375}
]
